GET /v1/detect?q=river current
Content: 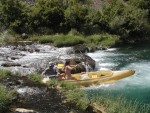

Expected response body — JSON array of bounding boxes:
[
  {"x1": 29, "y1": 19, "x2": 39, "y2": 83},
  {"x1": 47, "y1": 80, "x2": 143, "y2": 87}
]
[{"x1": 86, "y1": 45, "x2": 150, "y2": 105}]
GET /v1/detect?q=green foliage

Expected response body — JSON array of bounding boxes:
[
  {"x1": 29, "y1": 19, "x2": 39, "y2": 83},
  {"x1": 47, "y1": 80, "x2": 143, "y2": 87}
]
[
  {"x1": 1, "y1": 0, "x2": 30, "y2": 33},
  {"x1": 30, "y1": 35, "x2": 54, "y2": 44},
  {"x1": 68, "y1": 29, "x2": 81, "y2": 36},
  {"x1": 65, "y1": 89, "x2": 90, "y2": 110},
  {"x1": 45, "y1": 77, "x2": 89, "y2": 110},
  {"x1": 47, "y1": 78, "x2": 60, "y2": 87},
  {"x1": 90, "y1": 95, "x2": 150, "y2": 113},
  {"x1": 0, "y1": 69, "x2": 20, "y2": 80},
  {"x1": 30, "y1": 34, "x2": 85, "y2": 47},
  {"x1": 100, "y1": 34, "x2": 120, "y2": 47},
  {"x1": 0, "y1": 30, "x2": 18, "y2": 44},
  {"x1": 85, "y1": 34, "x2": 120, "y2": 47},
  {"x1": 0, "y1": 86, "x2": 15, "y2": 112},
  {"x1": 53, "y1": 35, "x2": 85, "y2": 47},
  {"x1": 28, "y1": 73, "x2": 43, "y2": 83},
  {"x1": 101, "y1": 0, "x2": 149, "y2": 41},
  {"x1": 60, "y1": 81, "x2": 77, "y2": 90},
  {"x1": 0, "y1": 0, "x2": 150, "y2": 44},
  {"x1": 31, "y1": 0, "x2": 65, "y2": 32},
  {"x1": 64, "y1": 0, "x2": 89, "y2": 30}
]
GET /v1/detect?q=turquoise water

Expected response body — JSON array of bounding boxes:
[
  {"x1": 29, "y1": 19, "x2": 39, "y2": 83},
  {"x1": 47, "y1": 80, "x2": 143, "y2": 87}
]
[{"x1": 85, "y1": 45, "x2": 150, "y2": 104}]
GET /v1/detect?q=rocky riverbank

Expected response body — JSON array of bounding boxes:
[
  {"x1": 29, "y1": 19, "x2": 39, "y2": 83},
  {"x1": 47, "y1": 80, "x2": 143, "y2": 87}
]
[
  {"x1": 1, "y1": 72, "x2": 100, "y2": 113},
  {"x1": 0, "y1": 42, "x2": 96, "y2": 76},
  {"x1": 0, "y1": 43, "x2": 102, "y2": 113}
]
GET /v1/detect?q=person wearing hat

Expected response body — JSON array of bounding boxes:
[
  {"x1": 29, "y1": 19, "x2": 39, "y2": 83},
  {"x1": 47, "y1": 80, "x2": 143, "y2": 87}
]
[{"x1": 42, "y1": 63, "x2": 57, "y2": 78}]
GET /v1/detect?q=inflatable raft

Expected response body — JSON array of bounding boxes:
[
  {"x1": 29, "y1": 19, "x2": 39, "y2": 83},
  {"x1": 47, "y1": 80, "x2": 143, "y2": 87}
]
[{"x1": 65, "y1": 70, "x2": 135, "y2": 87}]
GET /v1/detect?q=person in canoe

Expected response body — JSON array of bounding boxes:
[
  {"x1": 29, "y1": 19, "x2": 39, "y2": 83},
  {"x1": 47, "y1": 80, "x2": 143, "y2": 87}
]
[
  {"x1": 42, "y1": 62, "x2": 57, "y2": 78},
  {"x1": 63, "y1": 60, "x2": 77, "y2": 79}
]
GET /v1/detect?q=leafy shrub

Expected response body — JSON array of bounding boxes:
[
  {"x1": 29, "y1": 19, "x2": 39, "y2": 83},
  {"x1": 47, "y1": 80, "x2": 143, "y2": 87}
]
[
  {"x1": 31, "y1": 0, "x2": 65, "y2": 32},
  {"x1": 101, "y1": 0, "x2": 149, "y2": 41},
  {"x1": 64, "y1": 0, "x2": 89, "y2": 31},
  {"x1": 0, "y1": 30, "x2": 18, "y2": 44},
  {"x1": 1, "y1": 0, "x2": 30, "y2": 33}
]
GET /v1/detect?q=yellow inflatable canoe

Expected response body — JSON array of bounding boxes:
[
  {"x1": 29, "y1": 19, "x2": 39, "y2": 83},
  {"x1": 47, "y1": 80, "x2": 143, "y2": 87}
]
[{"x1": 65, "y1": 70, "x2": 135, "y2": 87}]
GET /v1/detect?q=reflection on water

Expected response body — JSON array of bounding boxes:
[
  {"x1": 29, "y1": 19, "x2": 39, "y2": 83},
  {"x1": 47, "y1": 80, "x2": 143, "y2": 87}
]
[{"x1": 86, "y1": 46, "x2": 150, "y2": 104}]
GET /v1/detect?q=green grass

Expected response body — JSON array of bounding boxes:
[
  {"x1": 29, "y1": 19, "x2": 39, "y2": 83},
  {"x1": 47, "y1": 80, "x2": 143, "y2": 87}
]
[
  {"x1": 0, "y1": 69, "x2": 20, "y2": 80},
  {"x1": 89, "y1": 94, "x2": 150, "y2": 113},
  {"x1": 0, "y1": 30, "x2": 19, "y2": 45},
  {"x1": 0, "y1": 86, "x2": 16, "y2": 112},
  {"x1": 65, "y1": 88, "x2": 90, "y2": 110},
  {"x1": 45, "y1": 78, "x2": 89, "y2": 110},
  {"x1": 28, "y1": 73, "x2": 43, "y2": 84},
  {"x1": 85, "y1": 33, "x2": 120, "y2": 47},
  {"x1": 30, "y1": 33, "x2": 120, "y2": 48},
  {"x1": 30, "y1": 34, "x2": 85, "y2": 47},
  {"x1": 45, "y1": 78, "x2": 150, "y2": 112}
]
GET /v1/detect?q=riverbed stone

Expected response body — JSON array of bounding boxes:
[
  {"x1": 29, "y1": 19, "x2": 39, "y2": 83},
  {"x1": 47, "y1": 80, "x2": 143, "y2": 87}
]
[
  {"x1": 11, "y1": 108, "x2": 37, "y2": 113},
  {"x1": 1, "y1": 62, "x2": 21, "y2": 67}
]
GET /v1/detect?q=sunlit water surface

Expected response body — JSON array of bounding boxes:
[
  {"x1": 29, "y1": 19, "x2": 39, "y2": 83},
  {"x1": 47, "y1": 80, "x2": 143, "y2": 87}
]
[{"x1": 85, "y1": 45, "x2": 150, "y2": 104}]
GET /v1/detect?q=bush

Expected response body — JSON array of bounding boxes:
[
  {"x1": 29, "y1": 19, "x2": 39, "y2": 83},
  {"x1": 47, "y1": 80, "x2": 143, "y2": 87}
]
[
  {"x1": 31, "y1": 0, "x2": 65, "y2": 32},
  {"x1": 1, "y1": 0, "x2": 30, "y2": 33},
  {"x1": 0, "y1": 30, "x2": 18, "y2": 44},
  {"x1": 64, "y1": 0, "x2": 89, "y2": 31},
  {"x1": 101, "y1": 0, "x2": 149, "y2": 41}
]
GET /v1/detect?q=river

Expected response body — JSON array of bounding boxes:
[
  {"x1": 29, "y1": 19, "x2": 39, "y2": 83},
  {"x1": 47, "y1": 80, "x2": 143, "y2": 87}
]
[
  {"x1": 85, "y1": 44, "x2": 150, "y2": 105},
  {"x1": 1, "y1": 43, "x2": 150, "y2": 108}
]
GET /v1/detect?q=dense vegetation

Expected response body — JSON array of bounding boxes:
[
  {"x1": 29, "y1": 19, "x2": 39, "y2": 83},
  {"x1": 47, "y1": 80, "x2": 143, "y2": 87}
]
[{"x1": 0, "y1": 0, "x2": 150, "y2": 46}]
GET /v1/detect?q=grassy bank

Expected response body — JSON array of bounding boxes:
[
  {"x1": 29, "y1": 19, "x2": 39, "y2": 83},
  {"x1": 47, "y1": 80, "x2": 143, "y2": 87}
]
[
  {"x1": 0, "y1": 70, "x2": 18, "y2": 112},
  {"x1": 29, "y1": 33, "x2": 120, "y2": 48},
  {"x1": 0, "y1": 29, "x2": 120, "y2": 48},
  {"x1": 45, "y1": 77, "x2": 150, "y2": 113}
]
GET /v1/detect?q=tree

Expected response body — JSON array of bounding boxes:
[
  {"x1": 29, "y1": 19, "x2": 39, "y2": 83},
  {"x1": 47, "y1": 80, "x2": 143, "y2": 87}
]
[
  {"x1": 1, "y1": 0, "x2": 30, "y2": 33},
  {"x1": 31, "y1": 0, "x2": 66, "y2": 33}
]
